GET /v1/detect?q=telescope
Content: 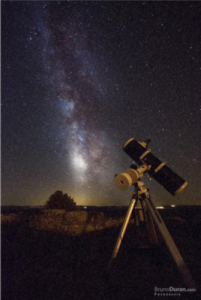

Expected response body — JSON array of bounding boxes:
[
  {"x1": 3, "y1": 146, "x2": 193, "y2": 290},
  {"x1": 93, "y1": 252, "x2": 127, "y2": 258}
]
[
  {"x1": 115, "y1": 138, "x2": 188, "y2": 195},
  {"x1": 110, "y1": 138, "x2": 196, "y2": 289}
]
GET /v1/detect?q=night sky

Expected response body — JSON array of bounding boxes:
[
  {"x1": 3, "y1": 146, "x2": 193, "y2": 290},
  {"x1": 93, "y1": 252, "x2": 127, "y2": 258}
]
[{"x1": 2, "y1": 1, "x2": 201, "y2": 207}]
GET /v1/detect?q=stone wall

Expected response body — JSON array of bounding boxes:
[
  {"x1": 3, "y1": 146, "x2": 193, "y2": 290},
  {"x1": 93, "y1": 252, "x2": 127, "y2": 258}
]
[
  {"x1": 2, "y1": 209, "x2": 133, "y2": 236},
  {"x1": 29, "y1": 210, "x2": 129, "y2": 235},
  {"x1": 1, "y1": 213, "x2": 28, "y2": 224}
]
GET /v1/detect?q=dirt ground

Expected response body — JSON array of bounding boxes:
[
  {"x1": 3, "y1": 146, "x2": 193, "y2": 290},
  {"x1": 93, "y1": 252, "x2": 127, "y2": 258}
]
[{"x1": 1, "y1": 208, "x2": 201, "y2": 300}]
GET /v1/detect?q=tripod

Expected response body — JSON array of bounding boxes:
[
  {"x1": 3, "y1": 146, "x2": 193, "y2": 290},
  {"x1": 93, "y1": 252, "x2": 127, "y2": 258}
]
[{"x1": 108, "y1": 180, "x2": 196, "y2": 289}]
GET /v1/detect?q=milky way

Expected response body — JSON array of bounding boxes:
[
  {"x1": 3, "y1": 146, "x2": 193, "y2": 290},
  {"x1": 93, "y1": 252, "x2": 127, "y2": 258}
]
[
  {"x1": 2, "y1": 1, "x2": 201, "y2": 206},
  {"x1": 38, "y1": 3, "x2": 115, "y2": 192}
]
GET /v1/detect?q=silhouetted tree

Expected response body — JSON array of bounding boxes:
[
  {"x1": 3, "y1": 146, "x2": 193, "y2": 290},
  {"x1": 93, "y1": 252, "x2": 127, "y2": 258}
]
[{"x1": 45, "y1": 190, "x2": 76, "y2": 211}]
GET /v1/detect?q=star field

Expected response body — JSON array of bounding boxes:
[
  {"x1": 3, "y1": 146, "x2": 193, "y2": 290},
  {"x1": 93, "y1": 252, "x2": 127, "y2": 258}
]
[{"x1": 2, "y1": 1, "x2": 201, "y2": 207}]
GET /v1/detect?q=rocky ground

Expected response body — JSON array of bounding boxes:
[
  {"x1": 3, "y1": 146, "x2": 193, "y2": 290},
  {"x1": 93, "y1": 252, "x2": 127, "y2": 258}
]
[{"x1": 1, "y1": 206, "x2": 201, "y2": 300}]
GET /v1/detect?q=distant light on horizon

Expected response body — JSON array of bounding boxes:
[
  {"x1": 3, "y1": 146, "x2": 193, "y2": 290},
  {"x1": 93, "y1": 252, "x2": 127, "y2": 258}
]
[{"x1": 156, "y1": 206, "x2": 165, "y2": 209}]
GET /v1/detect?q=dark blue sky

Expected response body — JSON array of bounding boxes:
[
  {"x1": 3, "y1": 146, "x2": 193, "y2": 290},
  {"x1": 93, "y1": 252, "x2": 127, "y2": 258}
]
[{"x1": 2, "y1": 1, "x2": 201, "y2": 206}]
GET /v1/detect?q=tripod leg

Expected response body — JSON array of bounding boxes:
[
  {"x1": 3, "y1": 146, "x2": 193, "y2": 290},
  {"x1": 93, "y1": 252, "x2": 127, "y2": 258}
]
[
  {"x1": 108, "y1": 196, "x2": 136, "y2": 269},
  {"x1": 141, "y1": 200, "x2": 158, "y2": 245},
  {"x1": 144, "y1": 197, "x2": 196, "y2": 289}
]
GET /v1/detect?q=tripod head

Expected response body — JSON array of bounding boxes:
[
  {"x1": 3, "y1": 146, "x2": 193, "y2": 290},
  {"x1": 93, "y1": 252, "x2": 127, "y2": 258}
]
[{"x1": 133, "y1": 180, "x2": 150, "y2": 200}]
